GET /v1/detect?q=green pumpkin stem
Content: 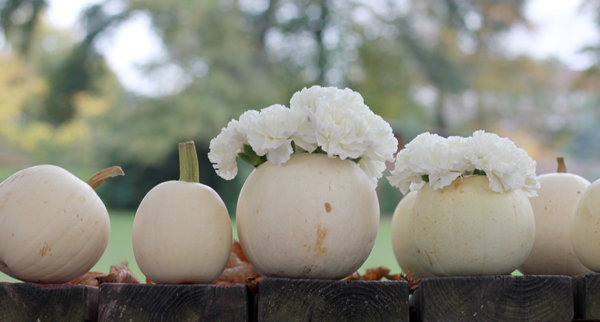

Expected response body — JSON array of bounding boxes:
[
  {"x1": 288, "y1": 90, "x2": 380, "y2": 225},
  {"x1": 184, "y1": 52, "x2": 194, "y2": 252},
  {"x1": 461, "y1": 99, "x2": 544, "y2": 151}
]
[{"x1": 179, "y1": 141, "x2": 200, "y2": 183}]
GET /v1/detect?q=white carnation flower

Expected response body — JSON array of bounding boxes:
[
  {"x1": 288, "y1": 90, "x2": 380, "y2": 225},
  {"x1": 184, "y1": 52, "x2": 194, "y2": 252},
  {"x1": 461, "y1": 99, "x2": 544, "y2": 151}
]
[
  {"x1": 388, "y1": 131, "x2": 540, "y2": 196},
  {"x1": 358, "y1": 156, "x2": 387, "y2": 186},
  {"x1": 208, "y1": 119, "x2": 247, "y2": 180},
  {"x1": 363, "y1": 111, "x2": 398, "y2": 163},
  {"x1": 291, "y1": 86, "x2": 372, "y2": 160},
  {"x1": 245, "y1": 104, "x2": 307, "y2": 166},
  {"x1": 467, "y1": 130, "x2": 540, "y2": 197},
  {"x1": 388, "y1": 133, "x2": 472, "y2": 194}
]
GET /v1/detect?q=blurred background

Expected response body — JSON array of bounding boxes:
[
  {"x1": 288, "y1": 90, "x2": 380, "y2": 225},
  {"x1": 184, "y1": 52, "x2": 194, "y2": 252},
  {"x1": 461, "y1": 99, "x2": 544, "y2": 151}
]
[{"x1": 1, "y1": 0, "x2": 599, "y2": 281}]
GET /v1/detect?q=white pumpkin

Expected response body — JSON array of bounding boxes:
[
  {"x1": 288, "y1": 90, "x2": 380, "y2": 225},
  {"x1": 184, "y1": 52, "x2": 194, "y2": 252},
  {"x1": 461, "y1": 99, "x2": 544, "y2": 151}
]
[
  {"x1": 410, "y1": 175, "x2": 535, "y2": 276},
  {"x1": 571, "y1": 178, "x2": 600, "y2": 272},
  {"x1": 132, "y1": 142, "x2": 232, "y2": 284},
  {"x1": 391, "y1": 191, "x2": 435, "y2": 278},
  {"x1": 236, "y1": 153, "x2": 379, "y2": 279},
  {"x1": 0, "y1": 165, "x2": 119, "y2": 283},
  {"x1": 519, "y1": 158, "x2": 591, "y2": 275}
]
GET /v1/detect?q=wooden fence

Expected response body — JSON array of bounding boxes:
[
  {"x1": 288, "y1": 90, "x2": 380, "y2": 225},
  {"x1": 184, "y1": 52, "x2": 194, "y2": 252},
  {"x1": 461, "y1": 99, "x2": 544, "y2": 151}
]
[{"x1": 2, "y1": 273, "x2": 600, "y2": 321}]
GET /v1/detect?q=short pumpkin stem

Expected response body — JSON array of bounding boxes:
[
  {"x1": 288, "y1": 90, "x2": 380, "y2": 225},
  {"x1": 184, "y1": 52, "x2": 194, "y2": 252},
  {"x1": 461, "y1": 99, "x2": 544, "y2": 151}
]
[
  {"x1": 179, "y1": 141, "x2": 200, "y2": 183},
  {"x1": 557, "y1": 157, "x2": 567, "y2": 173},
  {"x1": 86, "y1": 166, "x2": 125, "y2": 191}
]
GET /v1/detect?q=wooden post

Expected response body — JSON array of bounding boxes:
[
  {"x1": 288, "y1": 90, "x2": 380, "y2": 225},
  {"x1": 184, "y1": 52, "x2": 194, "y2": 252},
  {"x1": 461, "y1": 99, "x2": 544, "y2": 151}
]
[
  {"x1": 415, "y1": 275, "x2": 573, "y2": 322},
  {"x1": 257, "y1": 278, "x2": 409, "y2": 322},
  {"x1": 0, "y1": 283, "x2": 98, "y2": 322},
  {"x1": 98, "y1": 283, "x2": 251, "y2": 322},
  {"x1": 573, "y1": 272, "x2": 600, "y2": 320}
]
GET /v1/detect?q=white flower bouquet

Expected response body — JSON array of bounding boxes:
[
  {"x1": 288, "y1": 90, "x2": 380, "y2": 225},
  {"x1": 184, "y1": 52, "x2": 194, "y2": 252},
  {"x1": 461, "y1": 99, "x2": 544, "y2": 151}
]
[
  {"x1": 388, "y1": 131, "x2": 540, "y2": 197},
  {"x1": 209, "y1": 86, "x2": 398, "y2": 186}
]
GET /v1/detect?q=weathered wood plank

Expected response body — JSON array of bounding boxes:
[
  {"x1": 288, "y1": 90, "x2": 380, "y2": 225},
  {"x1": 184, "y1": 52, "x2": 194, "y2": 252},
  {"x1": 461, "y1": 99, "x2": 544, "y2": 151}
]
[
  {"x1": 415, "y1": 275, "x2": 573, "y2": 322},
  {"x1": 0, "y1": 282, "x2": 98, "y2": 322},
  {"x1": 258, "y1": 278, "x2": 409, "y2": 322},
  {"x1": 98, "y1": 283, "x2": 250, "y2": 322},
  {"x1": 573, "y1": 272, "x2": 600, "y2": 320}
]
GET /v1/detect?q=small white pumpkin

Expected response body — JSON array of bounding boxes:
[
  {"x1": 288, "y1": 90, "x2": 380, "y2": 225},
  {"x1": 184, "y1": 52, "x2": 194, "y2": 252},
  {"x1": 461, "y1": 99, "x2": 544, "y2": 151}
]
[
  {"x1": 571, "y1": 178, "x2": 600, "y2": 272},
  {"x1": 0, "y1": 165, "x2": 122, "y2": 283},
  {"x1": 519, "y1": 158, "x2": 591, "y2": 275},
  {"x1": 410, "y1": 175, "x2": 535, "y2": 276},
  {"x1": 132, "y1": 142, "x2": 232, "y2": 284},
  {"x1": 391, "y1": 191, "x2": 435, "y2": 278},
  {"x1": 236, "y1": 153, "x2": 379, "y2": 279}
]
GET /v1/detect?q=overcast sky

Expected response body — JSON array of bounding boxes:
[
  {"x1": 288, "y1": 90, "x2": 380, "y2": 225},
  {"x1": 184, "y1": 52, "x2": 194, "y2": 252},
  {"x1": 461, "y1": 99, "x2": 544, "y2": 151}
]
[{"x1": 46, "y1": 0, "x2": 600, "y2": 96}]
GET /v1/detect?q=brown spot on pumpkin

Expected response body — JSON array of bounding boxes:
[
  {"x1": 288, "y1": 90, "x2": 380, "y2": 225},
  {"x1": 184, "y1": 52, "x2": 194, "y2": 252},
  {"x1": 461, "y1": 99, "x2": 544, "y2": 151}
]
[
  {"x1": 314, "y1": 224, "x2": 329, "y2": 257},
  {"x1": 78, "y1": 196, "x2": 86, "y2": 203},
  {"x1": 417, "y1": 249, "x2": 421, "y2": 254},
  {"x1": 325, "y1": 203, "x2": 331, "y2": 213},
  {"x1": 545, "y1": 207, "x2": 547, "y2": 210},
  {"x1": 299, "y1": 266, "x2": 313, "y2": 278},
  {"x1": 39, "y1": 243, "x2": 51, "y2": 256},
  {"x1": 454, "y1": 182, "x2": 461, "y2": 189},
  {"x1": 426, "y1": 252, "x2": 433, "y2": 266},
  {"x1": 460, "y1": 190, "x2": 464, "y2": 193},
  {"x1": 578, "y1": 191, "x2": 581, "y2": 194}
]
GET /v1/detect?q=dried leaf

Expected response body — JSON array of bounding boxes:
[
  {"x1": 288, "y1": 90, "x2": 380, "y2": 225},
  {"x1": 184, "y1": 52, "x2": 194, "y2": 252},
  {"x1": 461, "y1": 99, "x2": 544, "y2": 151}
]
[
  {"x1": 96, "y1": 261, "x2": 141, "y2": 284},
  {"x1": 232, "y1": 240, "x2": 249, "y2": 263},
  {"x1": 362, "y1": 266, "x2": 391, "y2": 281},
  {"x1": 226, "y1": 252, "x2": 245, "y2": 269},
  {"x1": 341, "y1": 272, "x2": 361, "y2": 281},
  {"x1": 214, "y1": 239, "x2": 265, "y2": 285},
  {"x1": 402, "y1": 271, "x2": 422, "y2": 293},
  {"x1": 69, "y1": 271, "x2": 105, "y2": 287},
  {"x1": 146, "y1": 278, "x2": 153, "y2": 284},
  {"x1": 340, "y1": 266, "x2": 422, "y2": 294},
  {"x1": 246, "y1": 275, "x2": 267, "y2": 295},
  {"x1": 215, "y1": 261, "x2": 263, "y2": 284}
]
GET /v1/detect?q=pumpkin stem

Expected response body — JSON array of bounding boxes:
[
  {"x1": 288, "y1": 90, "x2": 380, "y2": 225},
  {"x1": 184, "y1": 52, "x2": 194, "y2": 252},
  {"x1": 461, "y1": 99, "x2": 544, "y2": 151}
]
[
  {"x1": 557, "y1": 157, "x2": 567, "y2": 173},
  {"x1": 179, "y1": 141, "x2": 200, "y2": 183},
  {"x1": 86, "y1": 166, "x2": 125, "y2": 191}
]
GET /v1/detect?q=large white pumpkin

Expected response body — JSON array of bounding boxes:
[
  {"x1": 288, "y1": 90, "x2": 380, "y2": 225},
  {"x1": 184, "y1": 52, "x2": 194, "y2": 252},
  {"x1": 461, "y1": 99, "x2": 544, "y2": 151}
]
[
  {"x1": 236, "y1": 153, "x2": 379, "y2": 279},
  {"x1": 410, "y1": 175, "x2": 535, "y2": 276},
  {"x1": 391, "y1": 191, "x2": 435, "y2": 278},
  {"x1": 0, "y1": 165, "x2": 111, "y2": 283},
  {"x1": 519, "y1": 163, "x2": 591, "y2": 275},
  {"x1": 571, "y1": 179, "x2": 600, "y2": 272}
]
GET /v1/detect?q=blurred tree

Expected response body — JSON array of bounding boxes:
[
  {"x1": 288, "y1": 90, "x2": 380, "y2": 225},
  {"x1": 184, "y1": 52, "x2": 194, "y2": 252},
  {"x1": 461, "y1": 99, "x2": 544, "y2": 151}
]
[
  {"x1": 0, "y1": 2, "x2": 125, "y2": 166},
  {"x1": 0, "y1": 0, "x2": 46, "y2": 54}
]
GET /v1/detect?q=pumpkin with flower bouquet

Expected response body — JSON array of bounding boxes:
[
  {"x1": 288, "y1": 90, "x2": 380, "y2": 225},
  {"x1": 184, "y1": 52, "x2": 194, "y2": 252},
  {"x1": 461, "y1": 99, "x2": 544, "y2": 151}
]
[
  {"x1": 388, "y1": 131, "x2": 539, "y2": 276},
  {"x1": 209, "y1": 86, "x2": 398, "y2": 279}
]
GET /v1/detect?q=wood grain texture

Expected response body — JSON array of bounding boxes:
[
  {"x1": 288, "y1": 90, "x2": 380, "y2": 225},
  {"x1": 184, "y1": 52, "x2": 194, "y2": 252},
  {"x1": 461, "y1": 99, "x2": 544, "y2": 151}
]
[
  {"x1": 258, "y1": 278, "x2": 409, "y2": 322},
  {"x1": 573, "y1": 272, "x2": 600, "y2": 320},
  {"x1": 0, "y1": 282, "x2": 98, "y2": 322},
  {"x1": 98, "y1": 283, "x2": 250, "y2": 322},
  {"x1": 415, "y1": 275, "x2": 573, "y2": 322}
]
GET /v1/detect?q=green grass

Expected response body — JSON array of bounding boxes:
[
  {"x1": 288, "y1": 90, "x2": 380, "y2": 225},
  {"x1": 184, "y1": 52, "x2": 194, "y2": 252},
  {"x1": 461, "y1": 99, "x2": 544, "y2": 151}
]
[{"x1": 0, "y1": 213, "x2": 400, "y2": 283}]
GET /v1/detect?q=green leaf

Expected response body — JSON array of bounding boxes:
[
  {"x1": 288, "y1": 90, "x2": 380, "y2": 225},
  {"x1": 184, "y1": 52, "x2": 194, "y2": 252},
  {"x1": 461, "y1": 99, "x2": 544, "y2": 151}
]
[
  {"x1": 252, "y1": 156, "x2": 267, "y2": 167},
  {"x1": 238, "y1": 152, "x2": 257, "y2": 165},
  {"x1": 473, "y1": 169, "x2": 486, "y2": 176},
  {"x1": 238, "y1": 144, "x2": 268, "y2": 168},
  {"x1": 243, "y1": 144, "x2": 256, "y2": 157},
  {"x1": 314, "y1": 146, "x2": 326, "y2": 155},
  {"x1": 421, "y1": 175, "x2": 429, "y2": 182},
  {"x1": 351, "y1": 156, "x2": 362, "y2": 164}
]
